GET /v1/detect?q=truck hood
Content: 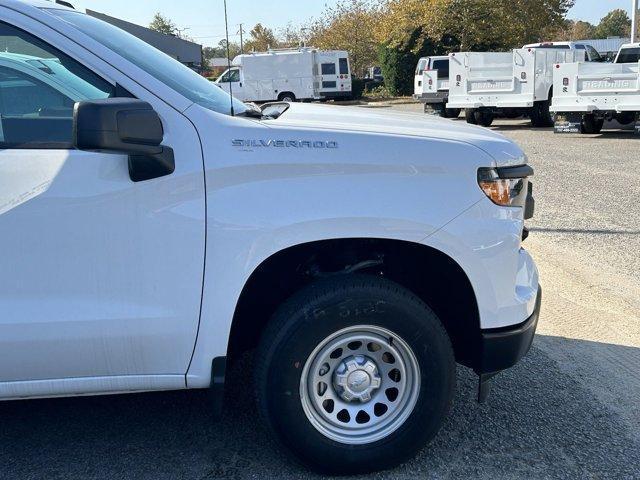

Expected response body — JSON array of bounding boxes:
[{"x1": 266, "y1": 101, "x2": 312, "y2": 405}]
[{"x1": 266, "y1": 103, "x2": 525, "y2": 166}]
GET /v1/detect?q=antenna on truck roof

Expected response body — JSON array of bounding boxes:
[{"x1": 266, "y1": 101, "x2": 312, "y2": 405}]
[{"x1": 223, "y1": 0, "x2": 235, "y2": 116}]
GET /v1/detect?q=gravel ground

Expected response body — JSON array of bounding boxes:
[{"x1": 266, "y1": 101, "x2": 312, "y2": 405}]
[{"x1": 1, "y1": 108, "x2": 638, "y2": 480}]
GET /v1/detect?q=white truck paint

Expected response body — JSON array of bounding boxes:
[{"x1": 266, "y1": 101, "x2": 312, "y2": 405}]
[
  {"x1": 0, "y1": 0, "x2": 540, "y2": 472},
  {"x1": 413, "y1": 55, "x2": 461, "y2": 118},
  {"x1": 523, "y1": 41, "x2": 603, "y2": 62},
  {"x1": 552, "y1": 43, "x2": 640, "y2": 134},
  {"x1": 447, "y1": 48, "x2": 585, "y2": 127},
  {"x1": 215, "y1": 48, "x2": 352, "y2": 103}
]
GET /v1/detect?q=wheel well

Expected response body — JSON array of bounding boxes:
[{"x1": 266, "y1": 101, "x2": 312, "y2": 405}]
[
  {"x1": 227, "y1": 238, "x2": 481, "y2": 369},
  {"x1": 278, "y1": 91, "x2": 295, "y2": 100}
]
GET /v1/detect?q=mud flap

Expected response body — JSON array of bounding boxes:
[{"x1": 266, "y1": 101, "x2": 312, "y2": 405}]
[
  {"x1": 478, "y1": 373, "x2": 498, "y2": 403},
  {"x1": 554, "y1": 112, "x2": 582, "y2": 134}
]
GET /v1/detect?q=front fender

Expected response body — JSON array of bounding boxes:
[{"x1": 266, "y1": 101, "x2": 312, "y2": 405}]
[{"x1": 185, "y1": 105, "x2": 490, "y2": 387}]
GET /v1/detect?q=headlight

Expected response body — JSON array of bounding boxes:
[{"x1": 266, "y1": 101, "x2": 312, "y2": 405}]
[{"x1": 477, "y1": 165, "x2": 534, "y2": 213}]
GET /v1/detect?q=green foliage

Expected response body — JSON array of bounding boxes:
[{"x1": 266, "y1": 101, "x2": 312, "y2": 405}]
[
  {"x1": 379, "y1": 30, "x2": 442, "y2": 96},
  {"x1": 149, "y1": 13, "x2": 177, "y2": 36},
  {"x1": 594, "y1": 9, "x2": 631, "y2": 39},
  {"x1": 244, "y1": 24, "x2": 280, "y2": 52},
  {"x1": 351, "y1": 78, "x2": 367, "y2": 99},
  {"x1": 365, "y1": 84, "x2": 394, "y2": 99}
]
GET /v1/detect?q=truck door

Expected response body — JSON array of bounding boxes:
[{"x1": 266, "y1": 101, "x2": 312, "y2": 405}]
[
  {"x1": 320, "y1": 58, "x2": 339, "y2": 96},
  {"x1": 0, "y1": 17, "x2": 205, "y2": 393},
  {"x1": 216, "y1": 67, "x2": 245, "y2": 101}
]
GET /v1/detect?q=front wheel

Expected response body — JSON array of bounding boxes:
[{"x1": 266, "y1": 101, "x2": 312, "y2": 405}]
[{"x1": 255, "y1": 275, "x2": 455, "y2": 475}]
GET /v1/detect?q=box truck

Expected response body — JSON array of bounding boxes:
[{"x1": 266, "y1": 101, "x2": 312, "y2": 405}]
[{"x1": 215, "y1": 48, "x2": 352, "y2": 102}]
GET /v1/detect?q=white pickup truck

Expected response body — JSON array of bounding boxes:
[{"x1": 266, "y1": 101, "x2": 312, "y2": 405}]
[
  {"x1": 448, "y1": 48, "x2": 585, "y2": 127},
  {"x1": 0, "y1": 0, "x2": 540, "y2": 474},
  {"x1": 413, "y1": 55, "x2": 461, "y2": 118},
  {"x1": 552, "y1": 43, "x2": 640, "y2": 134}
]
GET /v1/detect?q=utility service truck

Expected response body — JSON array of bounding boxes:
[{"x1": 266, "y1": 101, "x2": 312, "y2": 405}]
[
  {"x1": 523, "y1": 41, "x2": 604, "y2": 62},
  {"x1": 552, "y1": 43, "x2": 640, "y2": 134},
  {"x1": 447, "y1": 48, "x2": 586, "y2": 127},
  {"x1": 0, "y1": 0, "x2": 540, "y2": 475},
  {"x1": 215, "y1": 48, "x2": 352, "y2": 103},
  {"x1": 413, "y1": 55, "x2": 461, "y2": 118}
]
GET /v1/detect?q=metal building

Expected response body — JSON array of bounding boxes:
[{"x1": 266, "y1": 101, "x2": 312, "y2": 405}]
[
  {"x1": 86, "y1": 10, "x2": 203, "y2": 71},
  {"x1": 580, "y1": 38, "x2": 628, "y2": 59}
]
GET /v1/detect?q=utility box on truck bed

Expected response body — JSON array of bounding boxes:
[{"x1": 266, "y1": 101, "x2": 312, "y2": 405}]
[
  {"x1": 413, "y1": 56, "x2": 461, "y2": 118},
  {"x1": 552, "y1": 44, "x2": 640, "y2": 134},
  {"x1": 447, "y1": 48, "x2": 585, "y2": 127}
]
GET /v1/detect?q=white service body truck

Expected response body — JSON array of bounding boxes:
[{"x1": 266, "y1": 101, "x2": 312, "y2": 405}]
[
  {"x1": 552, "y1": 43, "x2": 640, "y2": 134},
  {"x1": 523, "y1": 41, "x2": 604, "y2": 62},
  {"x1": 447, "y1": 48, "x2": 585, "y2": 127},
  {"x1": 0, "y1": 0, "x2": 540, "y2": 474},
  {"x1": 413, "y1": 55, "x2": 461, "y2": 118},
  {"x1": 215, "y1": 48, "x2": 352, "y2": 103}
]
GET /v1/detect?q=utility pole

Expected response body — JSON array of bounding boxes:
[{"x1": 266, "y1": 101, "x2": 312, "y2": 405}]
[
  {"x1": 238, "y1": 24, "x2": 245, "y2": 53},
  {"x1": 632, "y1": 0, "x2": 639, "y2": 43}
]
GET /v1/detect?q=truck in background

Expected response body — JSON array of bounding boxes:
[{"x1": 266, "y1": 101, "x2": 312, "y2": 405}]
[
  {"x1": 523, "y1": 41, "x2": 604, "y2": 62},
  {"x1": 215, "y1": 48, "x2": 352, "y2": 103},
  {"x1": 413, "y1": 56, "x2": 461, "y2": 118},
  {"x1": 552, "y1": 43, "x2": 640, "y2": 134},
  {"x1": 447, "y1": 48, "x2": 586, "y2": 127}
]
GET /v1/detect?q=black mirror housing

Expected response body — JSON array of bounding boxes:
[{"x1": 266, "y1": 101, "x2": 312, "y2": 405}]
[{"x1": 73, "y1": 98, "x2": 175, "y2": 182}]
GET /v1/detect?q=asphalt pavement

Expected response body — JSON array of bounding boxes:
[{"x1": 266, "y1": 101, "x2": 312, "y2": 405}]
[{"x1": 1, "y1": 111, "x2": 638, "y2": 480}]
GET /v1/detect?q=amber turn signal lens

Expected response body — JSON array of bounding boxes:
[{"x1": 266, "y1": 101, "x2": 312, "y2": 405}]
[{"x1": 479, "y1": 179, "x2": 511, "y2": 206}]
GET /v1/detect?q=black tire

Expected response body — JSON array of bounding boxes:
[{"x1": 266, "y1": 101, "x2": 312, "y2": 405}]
[
  {"x1": 278, "y1": 92, "x2": 296, "y2": 102},
  {"x1": 465, "y1": 108, "x2": 478, "y2": 124},
  {"x1": 442, "y1": 108, "x2": 462, "y2": 119},
  {"x1": 255, "y1": 275, "x2": 455, "y2": 475},
  {"x1": 530, "y1": 100, "x2": 553, "y2": 127},
  {"x1": 475, "y1": 108, "x2": 494, "y2": 127},
  {"x1": 615, "y1": 112, "x2": 635, "y2": 126},
  {"x1": 581, "y1": 114, "x2": 604, "y2": 134}
]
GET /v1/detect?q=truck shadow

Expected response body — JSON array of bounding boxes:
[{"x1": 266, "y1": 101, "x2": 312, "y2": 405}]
[{"x1": 0, "y1": 336, "x2": 638, "y2": 479}]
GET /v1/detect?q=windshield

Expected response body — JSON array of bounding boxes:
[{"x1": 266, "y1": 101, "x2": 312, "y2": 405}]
[{"x1": 47, "y1": 10, "x2": 246, "y2": 116}]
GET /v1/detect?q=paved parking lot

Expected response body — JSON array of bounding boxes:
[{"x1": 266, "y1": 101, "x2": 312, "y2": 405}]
[{"x1": 1, "y1": 109, "x2": 638, "y2": 480}]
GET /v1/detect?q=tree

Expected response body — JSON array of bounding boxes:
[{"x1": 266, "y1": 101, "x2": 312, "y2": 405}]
[
  {"x1": 545, "y1": 19, "x2": 596, "y2": 41},
  {"x1": 217, "y1": 39, "x2": 242, "y2": 60},
  {"x1": 571, "y1": 20, "x2": 597, "y2": 40},
  {"x1": 377, "y1": 0, "x2": 575, "y2": 52},
  {"x1": 380, "y1": 32, "x2": 442, "y2": 95},
  {"x1": 306, "y1": 0, "x2": 381, "y2": 78},
  {"x1": 595, "y1": 9, "x2": 631, "y2": 39},
  {"x1": 149, "y1": 12, "x2": 177, "y2": 36},
  {"x1": 244, "y1": 24, "x2": 280, "y2": 52}
]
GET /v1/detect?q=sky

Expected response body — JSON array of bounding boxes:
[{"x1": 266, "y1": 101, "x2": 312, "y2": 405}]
[{"x1": 68, "y1": 0, "x2": 638, "y2": 48}]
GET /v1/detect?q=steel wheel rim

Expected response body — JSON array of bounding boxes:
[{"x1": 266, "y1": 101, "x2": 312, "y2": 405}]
[{"x1": 299, "y1": 325, "x2": 421, "y2": 445}]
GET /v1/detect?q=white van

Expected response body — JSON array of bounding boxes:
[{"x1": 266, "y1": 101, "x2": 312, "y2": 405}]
[{"x1": 216, "y1": 48, "x2": 352, "y2": 103}]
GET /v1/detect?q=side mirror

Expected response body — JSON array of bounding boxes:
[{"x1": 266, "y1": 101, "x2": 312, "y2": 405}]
[{"x1": 73, "y1": 98, "x2": 175, "y2": 182}]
